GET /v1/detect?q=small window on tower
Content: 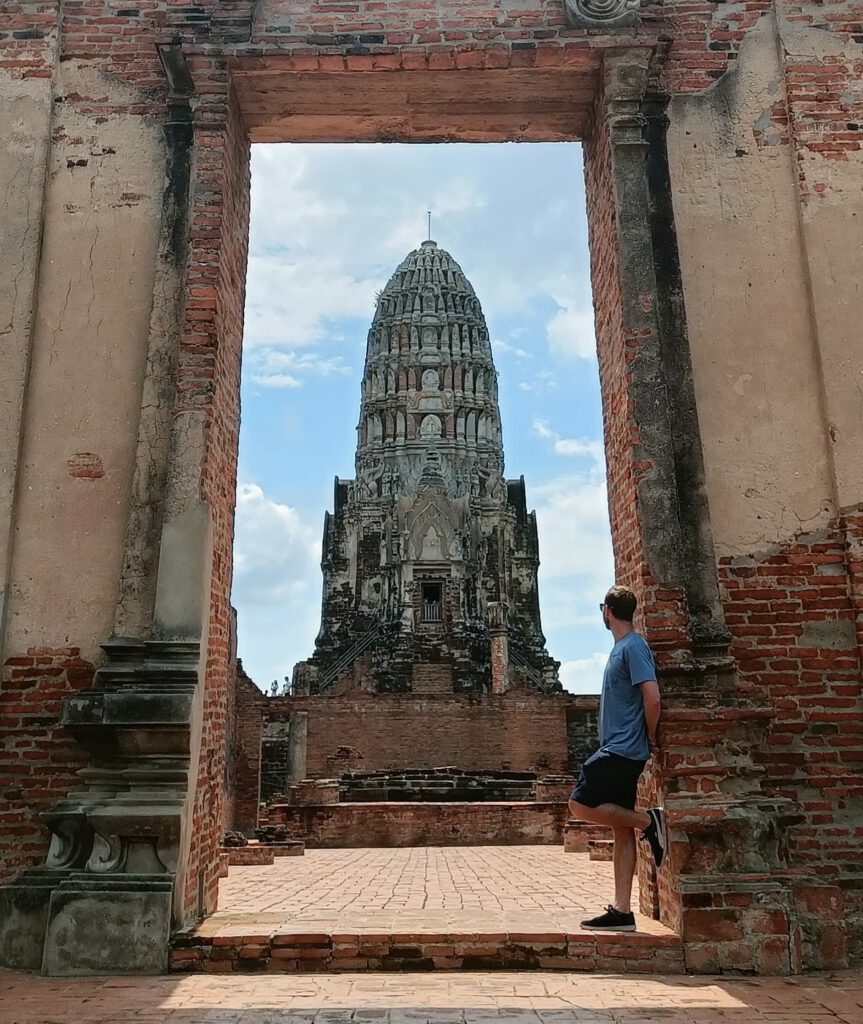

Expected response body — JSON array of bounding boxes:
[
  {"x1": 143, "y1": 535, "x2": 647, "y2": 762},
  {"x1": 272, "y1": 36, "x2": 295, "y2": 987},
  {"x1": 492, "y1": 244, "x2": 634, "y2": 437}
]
[{"x1": 421, "y1": 583, "x2": 443, "y2": 623}]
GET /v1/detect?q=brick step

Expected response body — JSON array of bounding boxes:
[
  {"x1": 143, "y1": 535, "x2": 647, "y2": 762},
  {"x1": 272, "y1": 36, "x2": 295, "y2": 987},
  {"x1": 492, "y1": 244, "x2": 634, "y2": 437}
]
[{"x1": 170, "y1": 923, "x2": 684, "y2": 975}]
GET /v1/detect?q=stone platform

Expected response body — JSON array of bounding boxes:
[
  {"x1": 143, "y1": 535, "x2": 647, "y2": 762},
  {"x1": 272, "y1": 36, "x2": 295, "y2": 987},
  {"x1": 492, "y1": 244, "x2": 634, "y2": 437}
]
[
  {"x1": 264, "y1": 801, "x2": 569, "y2": 847},
  {"x1": 170, "y1": 847, "x2": 682, "y2": 974},
  {"x1": 338, "y1": 767, "x2": 538, "y2": 802}
]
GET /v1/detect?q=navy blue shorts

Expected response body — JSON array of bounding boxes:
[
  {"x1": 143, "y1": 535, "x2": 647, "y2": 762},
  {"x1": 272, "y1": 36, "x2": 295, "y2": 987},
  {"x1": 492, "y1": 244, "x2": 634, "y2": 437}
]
[{"x1": 570, "y1": 753, "x2": 646, "y2": 811}]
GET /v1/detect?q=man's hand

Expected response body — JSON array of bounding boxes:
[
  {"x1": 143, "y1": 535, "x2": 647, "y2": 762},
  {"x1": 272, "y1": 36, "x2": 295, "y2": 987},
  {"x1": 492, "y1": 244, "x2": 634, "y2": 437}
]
[{"x1": 648, "y1": 736, "x2": 660, "y2": 758}]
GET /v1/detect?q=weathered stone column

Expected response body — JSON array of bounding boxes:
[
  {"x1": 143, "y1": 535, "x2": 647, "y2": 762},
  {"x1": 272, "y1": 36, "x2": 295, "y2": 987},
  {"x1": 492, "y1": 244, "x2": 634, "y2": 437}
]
[
  {"x1": 588, "y1": 50, "x2": 731, "y2": 665},
  {"x1": 287, "y1": 713, "x2": 309, "y2": 783},
  {"x1": 488, "y1": 601, "x2": 509, "y2": 694}
]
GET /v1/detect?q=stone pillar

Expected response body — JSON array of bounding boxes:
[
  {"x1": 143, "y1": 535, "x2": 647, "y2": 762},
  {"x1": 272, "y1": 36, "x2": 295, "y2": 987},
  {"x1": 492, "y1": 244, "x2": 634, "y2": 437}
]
[
  {"x1": 490, "y1": 633, "x2": 508, "y2": 695},
  {"x1": 488, "y1": 601, "x2": 508, "y2": 694},
  {"x1": 287, "y1": 713, "x2": 308, "y2": 783},
  {"x1": 585, "y1": 51, "x2": 806, "y2": 974}
]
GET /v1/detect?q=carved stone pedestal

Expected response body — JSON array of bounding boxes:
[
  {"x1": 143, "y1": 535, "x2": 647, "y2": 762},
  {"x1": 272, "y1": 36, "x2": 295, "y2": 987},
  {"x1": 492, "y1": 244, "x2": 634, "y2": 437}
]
[
  {"x1": 42, "y1": 873, "x2": 174, "y2": 975},
  {"x1": 0, "y1": 638, "x2": 199, "y2": 976}
]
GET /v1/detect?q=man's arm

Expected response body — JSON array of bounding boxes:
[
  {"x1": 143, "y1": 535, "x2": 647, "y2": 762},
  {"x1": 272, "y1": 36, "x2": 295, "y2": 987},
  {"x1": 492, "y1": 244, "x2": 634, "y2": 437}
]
[{"x1": 639, "y1": 680, "x2": 661, "y2": 755}]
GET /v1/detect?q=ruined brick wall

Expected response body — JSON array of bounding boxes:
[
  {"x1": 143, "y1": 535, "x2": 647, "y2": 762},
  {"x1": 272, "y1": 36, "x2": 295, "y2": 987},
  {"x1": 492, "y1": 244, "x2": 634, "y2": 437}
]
[
  {"x1": 566, "y1": 705, "x2": 599, "y2": 772},
  {"x1": 718, "y1": 512, "x2": 863, "y2": 961},
  {"x1": 0, "y1": 649, "x2": 94, "y2": 880},
  {"x1": 267, "y1": 801, "x2": 569, "y2": 848},
  {"x1": 260, "y1": 718, "x2": 292, "y2": 802},
  {"x1": 224, "y1": 661, "x2": 265, "y2": 834},
  {"x1": 2, "y1": 0, "x2": 861, "y2": 974},
  {"x1": 0, "y1": 11, "x2": 166, "y2": 882},
  {"x1": 181, "y1": 84, "x2": 251, "y2": 920},
  {"x1": 266, "y1": 694, "x2": 597, "y2": 777}
]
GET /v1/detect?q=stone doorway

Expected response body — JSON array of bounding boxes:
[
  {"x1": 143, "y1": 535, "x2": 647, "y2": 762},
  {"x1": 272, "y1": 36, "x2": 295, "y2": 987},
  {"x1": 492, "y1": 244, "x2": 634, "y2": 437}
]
[{"x1": 1, "y1": 8, "x2": 861, "y2": 978}]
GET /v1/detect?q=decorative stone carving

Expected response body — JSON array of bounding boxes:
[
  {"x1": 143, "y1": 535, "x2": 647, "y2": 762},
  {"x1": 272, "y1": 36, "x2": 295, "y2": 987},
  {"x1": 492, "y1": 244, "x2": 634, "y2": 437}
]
[
  {"x1": 420, "y1": 414, "x2": 441, "y2": 438},
  {"x1": 563, "y1": 0, "x2": 641, "y2": 28}
]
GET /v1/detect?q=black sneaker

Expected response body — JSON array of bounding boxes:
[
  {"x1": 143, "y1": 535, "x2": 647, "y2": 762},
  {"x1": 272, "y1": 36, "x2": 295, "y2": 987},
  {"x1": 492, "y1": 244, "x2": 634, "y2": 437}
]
[
  {"x1": 641, "y1": 806, "x2": 668, "y2": 868},
  {"x1": 580, "y1": 905, "x2": 636, "y2": 931}
]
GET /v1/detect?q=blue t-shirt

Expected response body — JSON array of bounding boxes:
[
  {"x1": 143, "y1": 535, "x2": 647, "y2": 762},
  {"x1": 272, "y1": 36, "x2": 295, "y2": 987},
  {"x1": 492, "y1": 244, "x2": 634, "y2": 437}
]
[{"x1": 589, "y1": 631, "x2": 656, "y2": 764}]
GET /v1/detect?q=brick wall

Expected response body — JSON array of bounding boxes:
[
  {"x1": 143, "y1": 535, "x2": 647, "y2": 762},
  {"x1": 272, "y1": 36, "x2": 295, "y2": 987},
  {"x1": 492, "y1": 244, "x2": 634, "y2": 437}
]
[
  {"x1": 719, "y1": 509, "x2": 863, "y2": 952},
  {"x1": 260, "y1": 718, "x2": 292, "y2": 803},
  {"x1": 180, "y1": 83, "x2": 251, "y2": 921},
  {"x1": 267, "y1": 801, "x2": 569, "y2": 848},
  {"x1": 266, "y1": 693, "x2": 598, "y2": 778},
  {"x1": 566, "y1": 705, "x2": 600, "y2": 772},
  {"x1": 0, "y1": 648, "x2": 94, "y2": 881},
  {"x1": 2, "y1": 0, "x2": 861, "y2": 972},
  {"x1": 224, "y1": 660, "x2": 266, "y2": 833}
]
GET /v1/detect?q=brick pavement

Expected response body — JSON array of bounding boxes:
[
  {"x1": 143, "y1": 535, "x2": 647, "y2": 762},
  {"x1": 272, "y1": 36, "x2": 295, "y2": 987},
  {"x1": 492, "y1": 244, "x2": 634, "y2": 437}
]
[
  {"x1": 213, "y1": 847, "x2": 650, "y2": 929},
  {"x1": 168, "y1": 848, "x2": 679, "y2": 974},
  {"x1": 2, "y1": 967, "x2": 863, "y2": 1023}
]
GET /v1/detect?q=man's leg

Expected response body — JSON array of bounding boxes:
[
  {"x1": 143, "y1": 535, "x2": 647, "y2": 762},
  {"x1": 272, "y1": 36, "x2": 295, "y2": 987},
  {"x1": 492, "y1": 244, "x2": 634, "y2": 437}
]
[
  {"x1": 612, "y1": 826, "x2": 637, "y2": 914},
  {"x1": 569, "y1": 799, "x2": 649, "y2": 832}
]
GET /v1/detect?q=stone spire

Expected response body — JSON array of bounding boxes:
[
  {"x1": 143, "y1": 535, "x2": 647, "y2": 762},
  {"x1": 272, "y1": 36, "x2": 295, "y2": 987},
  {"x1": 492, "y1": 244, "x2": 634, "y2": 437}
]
[
  {"x1": 294, "y1": 240, "x2": 560, "y2": 697},
  {"x1": 354, "y1": 240, "x2": 504, "y2": 504}
]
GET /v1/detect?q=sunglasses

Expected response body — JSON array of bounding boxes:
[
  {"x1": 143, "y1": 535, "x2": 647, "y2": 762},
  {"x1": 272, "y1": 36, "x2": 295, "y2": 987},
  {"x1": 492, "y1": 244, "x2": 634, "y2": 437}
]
[{"x1": 599, "y1": 602, "x2": 605, "y2": 612}]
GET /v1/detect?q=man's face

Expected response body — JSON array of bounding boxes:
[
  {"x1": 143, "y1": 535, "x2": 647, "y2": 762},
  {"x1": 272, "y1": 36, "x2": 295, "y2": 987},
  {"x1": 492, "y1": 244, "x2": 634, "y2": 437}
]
[{"x1": 601, "y1": 600, "x2": 612, "y2": 631}]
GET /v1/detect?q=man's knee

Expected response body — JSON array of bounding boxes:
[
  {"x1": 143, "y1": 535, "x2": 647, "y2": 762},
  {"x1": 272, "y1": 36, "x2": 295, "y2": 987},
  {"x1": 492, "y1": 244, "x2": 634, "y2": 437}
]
[{"x1": 569, "y1": 799, "x2": 595, "y2": 821}]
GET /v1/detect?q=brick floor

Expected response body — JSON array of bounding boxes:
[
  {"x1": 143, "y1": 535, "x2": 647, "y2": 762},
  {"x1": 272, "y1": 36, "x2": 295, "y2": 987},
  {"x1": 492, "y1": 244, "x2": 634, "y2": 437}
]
[
  {"x1": 169, "y1": 848, "x2": 680, "y2": 974},
  {"x1": 2, "y1": 967, "x2": 863, "y2": 1023},
  {"x1": 213, "y1": 847, "x2": 653, "y2": 931}
]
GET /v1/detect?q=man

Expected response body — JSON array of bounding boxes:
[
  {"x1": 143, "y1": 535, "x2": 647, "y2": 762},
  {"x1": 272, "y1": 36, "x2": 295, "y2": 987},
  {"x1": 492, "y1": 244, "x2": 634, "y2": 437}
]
[{"x1": 569, "y1": 585, "x2": 667, "y2": 932}]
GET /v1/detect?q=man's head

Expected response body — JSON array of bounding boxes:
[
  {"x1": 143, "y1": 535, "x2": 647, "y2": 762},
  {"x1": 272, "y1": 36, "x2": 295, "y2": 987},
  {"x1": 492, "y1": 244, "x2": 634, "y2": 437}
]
[{"x1": 601, "y1": 585, "x2": 637, "y2": 630}]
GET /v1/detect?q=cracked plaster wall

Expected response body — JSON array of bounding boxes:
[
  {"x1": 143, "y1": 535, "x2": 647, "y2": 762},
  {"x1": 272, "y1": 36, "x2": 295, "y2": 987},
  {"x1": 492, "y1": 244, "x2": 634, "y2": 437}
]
[
  {"x1": 0, "y1": 70, "x2": 54, "y2": 642},
  {"x1": 1, "y1": 62, "x2": 164, "y2": 658},
  {"x1": 667, "y1": 11, "x2": 854, "y2": 557}
]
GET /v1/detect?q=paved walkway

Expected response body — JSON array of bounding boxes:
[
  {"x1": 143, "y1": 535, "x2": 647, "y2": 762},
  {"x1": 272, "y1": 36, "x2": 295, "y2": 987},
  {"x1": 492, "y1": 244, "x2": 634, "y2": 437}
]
[
  {"x1": 3, "y1": 967, "x2": 862, "y2": 1023},
  {"x1": 209, "y1": 847, "x2": 665, "y2": 936}
]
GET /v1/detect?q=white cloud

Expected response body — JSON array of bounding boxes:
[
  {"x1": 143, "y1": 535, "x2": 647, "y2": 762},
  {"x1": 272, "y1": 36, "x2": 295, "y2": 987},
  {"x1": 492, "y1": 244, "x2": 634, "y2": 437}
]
[
  {"x1": 517, "y1": 370, "x2": 560, "y2": 394},
  {"x1": 232, "y1": 483, "x2": 319, "y2": 605},
  {"x1": 532, "y1": 419, "x2": 605, "y2": 466},
  {"x1": 232, "y1": 482, "x2": 324, "y2": 687},
  {"x1": 544, "y1": 275, "x2": 597, "y2": 361},
  {"x1": 249, "y1": 349, "x2": 353, "y2": 389},
  {"x1": 559, "y1": 652, "x2": 606, "y2": 694},
  {"x1": 534, "y1": 474, "x2": 613, "y2": 584},
  {"x1": 493, "y1": 338, "x2": 532, "y2": 360},
  {"x1": 531, "y1": 472, "x2": 615, "y2": 664}
]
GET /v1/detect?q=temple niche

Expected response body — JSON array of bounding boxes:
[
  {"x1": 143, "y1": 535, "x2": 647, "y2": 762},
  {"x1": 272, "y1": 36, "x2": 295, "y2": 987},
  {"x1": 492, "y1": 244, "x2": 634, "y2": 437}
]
[{"x1": 291, "y1": 239, "x2": 561, "y2": 697}]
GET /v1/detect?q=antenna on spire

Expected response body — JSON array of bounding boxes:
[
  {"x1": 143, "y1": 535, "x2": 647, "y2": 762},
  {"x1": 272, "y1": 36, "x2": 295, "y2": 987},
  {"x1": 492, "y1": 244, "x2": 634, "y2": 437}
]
[{"x1": 427, "y1": 210, "x2": 432, "y2": 240}]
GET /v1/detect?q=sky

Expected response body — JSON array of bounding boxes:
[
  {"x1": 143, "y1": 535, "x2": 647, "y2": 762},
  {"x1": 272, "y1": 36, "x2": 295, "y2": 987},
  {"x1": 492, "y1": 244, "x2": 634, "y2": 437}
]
[{"x1": 232, "y1": 142, "x2": 615, "y2": 694}]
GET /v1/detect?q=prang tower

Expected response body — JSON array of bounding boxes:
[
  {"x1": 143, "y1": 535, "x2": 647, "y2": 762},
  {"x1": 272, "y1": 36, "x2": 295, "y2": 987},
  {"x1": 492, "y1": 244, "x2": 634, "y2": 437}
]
[{"x1": 293, "y1": 240, "x2": 560, "y2": 695}]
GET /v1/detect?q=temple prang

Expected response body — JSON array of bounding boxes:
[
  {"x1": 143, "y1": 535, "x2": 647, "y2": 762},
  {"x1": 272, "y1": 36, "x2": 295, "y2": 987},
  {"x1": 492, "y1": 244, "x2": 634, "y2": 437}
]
[{"x1": 293, "y1": 239, "x2": 560, "y2": 698}]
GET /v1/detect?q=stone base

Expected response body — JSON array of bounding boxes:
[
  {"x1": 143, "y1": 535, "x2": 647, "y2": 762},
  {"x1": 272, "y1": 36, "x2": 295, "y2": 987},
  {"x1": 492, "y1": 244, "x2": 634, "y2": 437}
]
[
  {"x1": 587, "y1": 840, "x2": 614, "y2": 862},
  {"x1": 221, "y1": 845, "x2": 276, "y2": 866},
  {"x1": 270, "y1": 841, "x2": 305, "y2": 857},
  {"x1": 563, "y1": 820, "x2": 610, "y2": 853},
  {"x1": 42, "y1": 874, "x2": 173, "y2": 976},
  {"x1": 0, "y1": 869, "x2": 64, "y2": 970},
  {"x1": 289, "y1": 779, "x2": 340, "y2": 806},
  {"x1": 534, "y1": 777, "x2": 577, "y2": 802}
]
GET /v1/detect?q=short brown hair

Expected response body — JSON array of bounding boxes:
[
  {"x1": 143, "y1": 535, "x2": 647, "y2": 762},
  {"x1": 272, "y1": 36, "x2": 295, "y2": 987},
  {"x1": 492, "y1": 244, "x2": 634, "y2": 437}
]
[{"x1": 604, "y1": 585, "x2": 637, "y2": 622}]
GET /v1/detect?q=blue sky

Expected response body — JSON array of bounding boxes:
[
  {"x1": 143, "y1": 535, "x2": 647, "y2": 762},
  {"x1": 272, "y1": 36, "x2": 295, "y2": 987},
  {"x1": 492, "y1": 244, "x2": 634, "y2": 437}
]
[{"x1": 232, "y1": 142, "x2": 614, "y2": 693}]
